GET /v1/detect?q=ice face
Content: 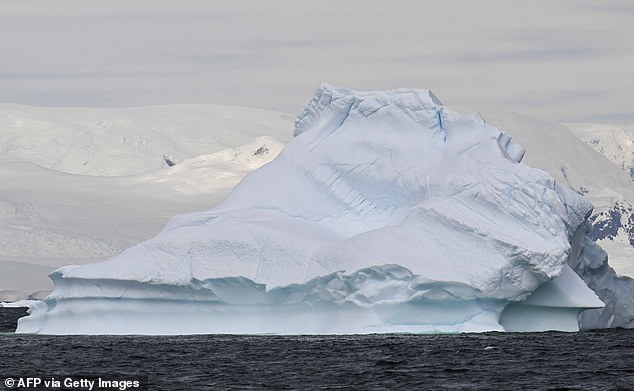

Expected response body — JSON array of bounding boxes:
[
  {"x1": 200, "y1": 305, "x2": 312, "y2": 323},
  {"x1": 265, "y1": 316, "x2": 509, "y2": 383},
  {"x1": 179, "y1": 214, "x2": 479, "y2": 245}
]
[{"x1": 17, "y1": 85, "x2": 603, "y2": 334}]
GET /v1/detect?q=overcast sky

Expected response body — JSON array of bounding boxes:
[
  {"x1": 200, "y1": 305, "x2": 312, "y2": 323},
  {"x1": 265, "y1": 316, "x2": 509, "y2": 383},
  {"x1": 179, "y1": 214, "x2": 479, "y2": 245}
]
[{"x1": 0, "y1": 0, "x2": 632, "y2": 123}]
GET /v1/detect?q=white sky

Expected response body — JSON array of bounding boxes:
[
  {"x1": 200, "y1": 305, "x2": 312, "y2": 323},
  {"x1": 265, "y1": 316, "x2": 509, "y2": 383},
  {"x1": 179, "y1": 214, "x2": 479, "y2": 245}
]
[{"x1": 0, "y1": 0, "x2": 632, "y2": 122}]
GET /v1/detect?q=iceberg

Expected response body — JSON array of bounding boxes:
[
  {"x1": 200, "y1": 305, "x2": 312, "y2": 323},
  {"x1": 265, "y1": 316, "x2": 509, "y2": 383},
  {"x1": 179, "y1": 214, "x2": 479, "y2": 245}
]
[{"x1": 17, "y1": 85, "x2": 604, "y2": 334}]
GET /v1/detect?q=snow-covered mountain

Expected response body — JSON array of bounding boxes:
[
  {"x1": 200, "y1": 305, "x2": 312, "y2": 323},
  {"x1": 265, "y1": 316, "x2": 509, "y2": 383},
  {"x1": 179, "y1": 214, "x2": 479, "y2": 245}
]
[
  {"x1": 587, "y1": 201, "x2": 634, "y2": 277},
  {"x1": 17, "y1": 85, "x2": 605, "y2": 334},
  {"x1": 589, "y1": 201, "x2": 634, "y2": 246},
  {"x1": 558, "y1": 122, "x2": 634, "y2": 279},
  {"x1": 484, "y1": 114, "x2": 633, "y2": 207},
  {"x1": 566, "y1": 123, "x2": 634, "y2": 181},
  {"x1": 0, "y1": 103, "x2": 292, "y2": 176},
  {"x1": 0, "y1": 103, "x2": 291, "y2": 301}
]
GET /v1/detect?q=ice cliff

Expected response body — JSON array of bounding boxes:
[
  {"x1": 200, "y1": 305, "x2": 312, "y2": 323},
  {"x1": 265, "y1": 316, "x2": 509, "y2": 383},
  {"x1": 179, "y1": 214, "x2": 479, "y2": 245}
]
[{"x1": 17, "y1": 85, "x2": 604, "y2": 334}]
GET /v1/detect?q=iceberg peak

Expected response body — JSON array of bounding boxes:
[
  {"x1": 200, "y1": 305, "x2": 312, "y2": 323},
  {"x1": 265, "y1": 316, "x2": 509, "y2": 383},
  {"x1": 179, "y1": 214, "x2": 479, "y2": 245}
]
[{"x1": 294, "y1": 84, "x2": 444, "y2": 137}]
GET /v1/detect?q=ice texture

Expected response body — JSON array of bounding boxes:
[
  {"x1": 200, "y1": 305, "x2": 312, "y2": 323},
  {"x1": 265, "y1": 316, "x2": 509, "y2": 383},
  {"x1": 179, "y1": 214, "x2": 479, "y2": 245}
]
[{"x1": 17, "y1": 85, "x2": 603, "y2": 334}]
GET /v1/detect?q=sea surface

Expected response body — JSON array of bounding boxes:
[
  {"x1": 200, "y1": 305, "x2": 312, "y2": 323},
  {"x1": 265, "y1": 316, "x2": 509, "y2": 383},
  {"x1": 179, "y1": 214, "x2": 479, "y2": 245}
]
[{"x1": 1, "y1": 309, "x2": 634, "y2": 390}]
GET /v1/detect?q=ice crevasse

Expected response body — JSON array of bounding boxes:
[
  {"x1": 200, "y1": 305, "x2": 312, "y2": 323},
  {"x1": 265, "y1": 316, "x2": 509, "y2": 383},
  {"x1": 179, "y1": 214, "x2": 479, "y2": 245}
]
[{"x1": 18, "y1": 84, "x2": 604, "y2": 334}]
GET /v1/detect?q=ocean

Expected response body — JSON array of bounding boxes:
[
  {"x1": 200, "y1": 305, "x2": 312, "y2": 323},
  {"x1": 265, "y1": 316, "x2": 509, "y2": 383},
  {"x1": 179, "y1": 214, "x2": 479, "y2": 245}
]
[{"x1": 1, "y1": 308, "x2": 633, "y2": 390}]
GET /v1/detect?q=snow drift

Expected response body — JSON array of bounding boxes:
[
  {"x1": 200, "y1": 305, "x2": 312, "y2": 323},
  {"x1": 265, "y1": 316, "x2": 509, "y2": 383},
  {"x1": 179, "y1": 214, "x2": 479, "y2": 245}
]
[{"x1": 17, "y1": 85, "x2": 604, "y2": 334}]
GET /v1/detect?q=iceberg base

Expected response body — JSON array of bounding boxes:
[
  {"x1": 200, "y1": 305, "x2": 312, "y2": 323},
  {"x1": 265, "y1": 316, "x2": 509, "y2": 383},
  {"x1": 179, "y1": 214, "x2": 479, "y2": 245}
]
[
  {"x1": 18, "y1": 298, "x2": 508, "y2": 335},
  {"x1": 16, "y1": 265, "x2": 603, "y2": 335}
]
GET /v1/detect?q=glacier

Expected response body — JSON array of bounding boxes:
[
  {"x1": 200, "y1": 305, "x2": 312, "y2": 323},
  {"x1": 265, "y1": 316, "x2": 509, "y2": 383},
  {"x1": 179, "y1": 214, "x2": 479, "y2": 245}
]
[{"x1": 17, "y1": 84, "x2": 604, "y2": 334}]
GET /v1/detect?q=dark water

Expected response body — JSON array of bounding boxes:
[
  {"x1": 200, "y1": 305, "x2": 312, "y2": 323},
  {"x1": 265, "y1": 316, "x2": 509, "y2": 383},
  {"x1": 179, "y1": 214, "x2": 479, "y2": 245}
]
[
  {"x1": 1, "y1": 310, "x2": 634, "y2": 390},
  {"x1": 0, "y1": 308, "x2": 27, "y2": 333}
]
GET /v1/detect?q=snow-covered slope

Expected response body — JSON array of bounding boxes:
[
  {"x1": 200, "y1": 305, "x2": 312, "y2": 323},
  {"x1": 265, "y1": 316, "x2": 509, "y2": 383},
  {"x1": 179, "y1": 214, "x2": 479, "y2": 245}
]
[
  {"x1": 566, "y1": 123, "x2": 634, "y2": 181},
  {"x1": 560, "y1": 122, "x2": 634, "y2": 280},
  {"x1": 588, "y1": 201, "x2": 634, "y2": 278},
  {"x1": 18, "y1": 85, "x2": 604, "y2": 334},
  {"x1": 0, "y1": 103, "x2": 292, "y2": 176},
  {"x1": 484, "y1": 114, "x2": 633, "y2": 207},
  {"x1": 0, "y1": 103, "x2": 290, "y2": 301}
]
